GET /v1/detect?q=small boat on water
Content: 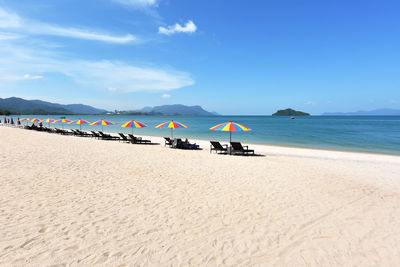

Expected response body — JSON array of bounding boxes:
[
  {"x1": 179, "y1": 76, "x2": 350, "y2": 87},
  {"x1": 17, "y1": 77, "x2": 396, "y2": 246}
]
[
  {"x1": 290, "y1": 117, "x2": 295, "y2": 119},
  {"x1": 60, "y1": 116, "x2": 66, "y2": 119}
]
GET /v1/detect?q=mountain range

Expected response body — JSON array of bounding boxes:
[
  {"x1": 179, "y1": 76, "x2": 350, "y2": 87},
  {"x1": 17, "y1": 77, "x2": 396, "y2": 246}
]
[
  {"x1": 323, "y1": 108, "x2": 400, "y2": 116},
  {"x1": 138, "y1": 104, "x2": 218, "y2": 116},
  {"x1": 0, "y1": 97, "x2": 218, "y2": 116},
  {"x1": 0, "y1": 97, "x2": 107, "y2": 115}
]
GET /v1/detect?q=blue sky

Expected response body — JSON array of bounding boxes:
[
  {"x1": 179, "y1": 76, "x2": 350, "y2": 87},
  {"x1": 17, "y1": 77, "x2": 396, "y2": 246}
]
[{"x1": 0, "y1": 0, "x2": 399, "y2": 115}]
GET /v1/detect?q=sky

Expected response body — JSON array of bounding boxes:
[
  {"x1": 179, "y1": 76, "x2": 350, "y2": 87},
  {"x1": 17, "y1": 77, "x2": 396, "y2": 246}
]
[{"x1": 0, "y1": 0, "x2": 399, "y2": 115}]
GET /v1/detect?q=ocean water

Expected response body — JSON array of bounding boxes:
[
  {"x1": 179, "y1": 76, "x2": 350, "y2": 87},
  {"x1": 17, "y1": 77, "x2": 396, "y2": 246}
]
[{"x1": 5, "y1": 115, "x2": 400, "y2": 155}]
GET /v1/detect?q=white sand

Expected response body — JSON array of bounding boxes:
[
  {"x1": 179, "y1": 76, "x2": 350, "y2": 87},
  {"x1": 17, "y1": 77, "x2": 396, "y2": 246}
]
[{"x1": 1, "y1": 126, "x2": 400, "y2": 266}]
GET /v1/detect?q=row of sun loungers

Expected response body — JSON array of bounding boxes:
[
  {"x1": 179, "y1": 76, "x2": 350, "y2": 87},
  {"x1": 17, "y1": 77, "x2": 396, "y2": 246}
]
[
  {"x1": 19, "y1": 124, "x2": 255, "y2": 155},
  {"x1": 23, "y1": 125, "x2": 153, "y2": 144}
]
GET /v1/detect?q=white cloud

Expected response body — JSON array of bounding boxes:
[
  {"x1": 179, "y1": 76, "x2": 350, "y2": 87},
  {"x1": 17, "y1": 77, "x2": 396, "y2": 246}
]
[
  {"x1": 24, "y1": 74, "x2": 43, "y2": 80},
  {"x1": 0, "y1": 8, "x2": 21, "y2": 28},
  {"x1": 68, "y1": 60, "x2": 194, "y2": 92},
  {"x1": 0, "y1": 32, "x2": 22, "y2": 40},
  {"x1": 304, "y1": 101, "x2": 316, "y2": 105},
  {"x1": 32, "y1": 24, "x2": 136, "y2": 44},
  {"x1": 108, "y1": 87, "x2": 117, "y2": 92},
  {"x1": 0, "y1": 44, "x2": 194, "y2": 92},
  {"x1": 161, "y1": 93, "x2": 171, "y2": 99},
  {"x1": 158, "y1": 20, "x2": 197, "y2": 35},
  {"x1": 0, "y1": 7, "x2": 136, "y2": 44},
  {"x1": 113, "y1": 0, "x2": 157, "y2": 7}
]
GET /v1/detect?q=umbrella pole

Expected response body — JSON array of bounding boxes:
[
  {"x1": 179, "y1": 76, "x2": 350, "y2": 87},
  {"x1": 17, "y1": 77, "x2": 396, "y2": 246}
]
[
  {"x1": 80, "y1": 124, "x2": 82, "y2": 131},
  {"x1": 132, "y1": 128, "x2": 134, "y2": 135},
  {"x1": 171, "y1": 128, "x2": 173, "y2": 139},
  {"x1": 229, "y1": 131, "x2": 232, "y2": 155}
]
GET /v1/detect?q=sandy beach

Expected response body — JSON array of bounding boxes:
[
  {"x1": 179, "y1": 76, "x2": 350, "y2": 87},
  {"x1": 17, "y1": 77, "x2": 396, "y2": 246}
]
[{"x1": 1, "y1": 126, "x2": 400, "y2": 266}]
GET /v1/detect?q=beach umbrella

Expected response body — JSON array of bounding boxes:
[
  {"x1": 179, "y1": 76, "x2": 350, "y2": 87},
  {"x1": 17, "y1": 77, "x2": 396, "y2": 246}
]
[
  {"x1": 155, "y1": 120, "x2": 188, "y2": 138},
  {"x1": 119, "y1": 120, "x2": 147, "y2": 135},
  {"x1": 68, "y1": 119, "x2": 91, "y2": 130},
  {"x1": 20, "y1": 118, "x2": 30, "y2": 125},
  {"x1": 53, "y1": 119, "x2": 70, "y2": 129},
  {"x1": 30, "y1": 118, "x2": 43, "y2": 125},
  {"x1": 210, "y1": 121, "x2": 251, "y2": 143},
  {"x1": 90, "y1": 119, "x2": 115, "y2": 132},
  {"x1": 42, "y1": 118, "x2": 55, "y2": 128}
]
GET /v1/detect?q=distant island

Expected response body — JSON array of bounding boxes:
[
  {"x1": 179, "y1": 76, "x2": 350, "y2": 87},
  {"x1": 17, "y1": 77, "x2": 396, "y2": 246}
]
[
  {"x1": 323, "y1": 108, "x2": 400, "y2": 116},
  {"x1": 272, "y1": 108, "x2": 310, "y2": 116}
]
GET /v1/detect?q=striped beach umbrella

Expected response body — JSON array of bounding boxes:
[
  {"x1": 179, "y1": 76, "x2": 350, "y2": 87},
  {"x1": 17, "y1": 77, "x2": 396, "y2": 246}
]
[
  {"x1": 119, "y1": 120, "x2": 147, "y2": 135},
  {"x1": 30, "y1": 118, "x2": 43, "y2": 124},
  {"x1": 20, "y1": 118, "x2": 30, "y2": 125},
  {"x1": 68, "y1": 119, "x2": 91, "y2": 130},
  {"x1": 42, "y1": 118, "x2": 55, "y2": 128},
  {"x1": 210, "y1": 121, "x2": 251, "y2": 143},
  {"x1": 155, "y1": 120, "x2": 188, "y2": 138},
  {"x1": 52, "y1": 119, "x2": 70, "y2": 129},
  {"x1": 90, "y1": 119, "x2": 115, "y2": 131}
]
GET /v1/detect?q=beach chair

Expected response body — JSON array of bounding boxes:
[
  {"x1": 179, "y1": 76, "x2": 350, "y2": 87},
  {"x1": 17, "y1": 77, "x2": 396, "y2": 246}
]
[
  {"x1": 210, "y1": 141, "x2": 228, "y2": 154},
  {"x1": 119, "y1": 133, "x2": 132, "y2": 143},
  {"x1": 77, "y1": 130, "x2": 92, "y2": 137},
  {"x1": 182, "y1": 139, "x2": 199, "y2": 150},
  {"x1": 172, "y1": 138, "x2": 199, "y2": 149},
  {"x1": 55, "y1": 128, "x2": 71, "y2": 135},
  {"x1": 128, "y1": 134, "x2": 151, "y2": 144},
  {"x1": 71, "y1": 129, "x2": 81, "y2": 136},
  {"x1": 230, "y1": 142, "x2": 255, "y2": 155},
  {"x1": 164, "y1": 137, "x2": 174, "y2": 147},
  {"x1": 99, "y1": 131, "x2": 120, "y2": 141},
  {"x1": 91, "y1": 131, "x2": 101, "y2": 139}
]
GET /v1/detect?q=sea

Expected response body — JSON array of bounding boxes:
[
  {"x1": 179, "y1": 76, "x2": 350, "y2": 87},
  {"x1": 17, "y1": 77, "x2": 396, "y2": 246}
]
[{"x1": 5, "y1": 115, "x2": 400, "y2": 155}]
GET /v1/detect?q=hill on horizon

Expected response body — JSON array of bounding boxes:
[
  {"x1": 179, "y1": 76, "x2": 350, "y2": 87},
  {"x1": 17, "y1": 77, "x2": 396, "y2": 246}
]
[
  {"x1": 323, "y1": 108, "x2": 400, "y2": 116},
  {"x1": 0, "y1": 97, "x2": 107, "y2": 115},
  {"x1": 138, "y1": 104, "x2": 218, "y2": 116}
]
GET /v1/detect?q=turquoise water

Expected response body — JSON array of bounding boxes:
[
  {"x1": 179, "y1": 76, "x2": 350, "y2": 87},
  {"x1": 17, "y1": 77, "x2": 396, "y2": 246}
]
[{"x1": 6, "y1": 115, "x2": 400, "y2": 155}]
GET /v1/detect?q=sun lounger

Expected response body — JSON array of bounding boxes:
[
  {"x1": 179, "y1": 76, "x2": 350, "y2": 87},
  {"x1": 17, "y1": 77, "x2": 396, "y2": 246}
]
[
  {"x1": 91, "y1": 131, "x2": 102, "y2": 139},
  {"x1": 128, "y1": 134, "x2": 151, "y2": 144},
  {"x1": 76, "y1": 129, "x2": 92, "y2": 137},
  {"x1": 164, "y1": 137, "x2": 173, "y2": 147},
  {"x1": 230, "y1": 142, "x2": 255, "y2": 155},
  {"x1": 173, "y1": 138, "x2": 199, "y2": 149},
  {"x1": 210, "y1": 141, "x2": 228, "y2": 154},
  {"x1": 119, "y1": 133, "x2": 133, "y2": 143},
  {"x1": 99, "y1": 131, "x2": 120, "y2": 140},
  {"x1": 55, "y1": 128, "x2": 73, "y2": 135},
  {"x1": 71, "y1": 129, "x2": 82, "y2": 136}
]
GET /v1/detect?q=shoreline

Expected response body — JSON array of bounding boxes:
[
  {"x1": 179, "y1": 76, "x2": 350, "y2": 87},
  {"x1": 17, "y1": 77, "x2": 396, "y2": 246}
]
[
  {"x1": 134, "y1": 131, "x2": 400, "y2": 158},
  {"x1": 3, "y1": 123, "x2": 400, "y2": 158},
  {"x1": 3, "y1": 114, "x2": 400, "y2": 156}
]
